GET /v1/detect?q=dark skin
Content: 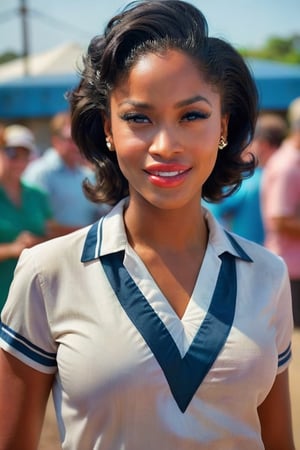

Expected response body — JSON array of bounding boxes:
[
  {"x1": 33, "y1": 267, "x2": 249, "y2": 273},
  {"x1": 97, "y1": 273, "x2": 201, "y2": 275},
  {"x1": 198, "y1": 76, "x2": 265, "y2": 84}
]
[
  {"x1": 0, "y1": 350, "x2": 54, "y2": 450},
  {"x1": 0, "y1": 49, "x2": 295, "y2": 450}
]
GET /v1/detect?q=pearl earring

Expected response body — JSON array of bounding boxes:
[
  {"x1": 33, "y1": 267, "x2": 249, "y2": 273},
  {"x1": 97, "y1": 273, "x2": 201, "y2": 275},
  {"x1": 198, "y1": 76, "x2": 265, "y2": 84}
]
[{"x1": 106, "y1": 137, "x2": 114, "y2": 151}]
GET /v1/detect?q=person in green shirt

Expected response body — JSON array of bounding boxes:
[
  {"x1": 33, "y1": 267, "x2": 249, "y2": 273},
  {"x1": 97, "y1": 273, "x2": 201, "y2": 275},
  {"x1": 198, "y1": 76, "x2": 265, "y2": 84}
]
[{"x1": 0, "y1": 125, "x2": 53, "y2": 311}]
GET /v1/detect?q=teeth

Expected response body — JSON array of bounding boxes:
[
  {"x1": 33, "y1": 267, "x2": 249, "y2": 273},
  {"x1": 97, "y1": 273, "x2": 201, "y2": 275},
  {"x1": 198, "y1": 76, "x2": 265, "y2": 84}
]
[{"x1": 153, "y1": 171, "x2": 183, "y2": 177}]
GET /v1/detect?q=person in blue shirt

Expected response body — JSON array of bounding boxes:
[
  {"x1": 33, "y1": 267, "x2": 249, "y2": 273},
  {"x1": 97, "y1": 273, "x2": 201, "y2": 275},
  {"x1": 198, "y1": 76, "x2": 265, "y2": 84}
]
[
  {"x1": 204, "y1": 113, "x2": 287, "y2": 244},
  {"x1": 23, "y1": 111, "x2": 110, "y2": 234}
]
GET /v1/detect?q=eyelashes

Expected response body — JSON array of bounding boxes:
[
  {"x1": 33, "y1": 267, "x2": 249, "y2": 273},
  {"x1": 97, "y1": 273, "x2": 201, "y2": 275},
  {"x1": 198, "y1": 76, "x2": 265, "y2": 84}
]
[
  {"x1": 120, "y1": 113, "x2": 150, "y2": 123},
  {"x1": 119, "y1": 110, "x2": 211, "y2": 124},
  {"x1": 181, "y1": 111, "x2": 211, "y2": 121}
]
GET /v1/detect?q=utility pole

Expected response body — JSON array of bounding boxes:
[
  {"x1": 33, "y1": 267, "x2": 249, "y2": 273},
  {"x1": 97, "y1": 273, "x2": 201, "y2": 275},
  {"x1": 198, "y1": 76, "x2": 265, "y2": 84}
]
[{"x1": 20, "y1": 0, "x2": 29, "y2": 75}]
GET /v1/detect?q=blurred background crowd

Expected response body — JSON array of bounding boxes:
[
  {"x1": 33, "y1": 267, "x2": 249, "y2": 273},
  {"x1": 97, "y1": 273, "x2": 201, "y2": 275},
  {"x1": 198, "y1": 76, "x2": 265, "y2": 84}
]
[
  {"x1": 0, "y1": 1, "x2": 299, "y2": 448},
  {"x1": 0, "y1": 111, "x2": 111, "y2": 312}
]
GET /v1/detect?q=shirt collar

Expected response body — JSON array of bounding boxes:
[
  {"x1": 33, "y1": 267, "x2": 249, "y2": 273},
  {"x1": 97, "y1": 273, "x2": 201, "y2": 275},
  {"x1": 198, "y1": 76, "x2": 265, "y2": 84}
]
[{"x1": 81, "y1": 198, "x2": 252, "y2": 263}]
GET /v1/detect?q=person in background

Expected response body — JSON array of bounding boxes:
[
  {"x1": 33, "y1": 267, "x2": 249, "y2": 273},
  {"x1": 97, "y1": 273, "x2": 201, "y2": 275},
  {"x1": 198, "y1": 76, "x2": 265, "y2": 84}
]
[
  {"x1": 0, "y1": 1, "x2": 294, "y2": 449},
  {"x1": 0, "y1": 125, "x2": 54, "y2": 312},
  {"x1": 204, "y1": 113, "x2": 287, "y2": 245},
  {"x1": 261, "y1": 97, "x2": 300, "y2": 327},
  {"x1": 23, "y1": 111, "x2": 109, "y2": 234},
  {"x1": 0, "y1": 123, "x2": 5, "y2": 146}
]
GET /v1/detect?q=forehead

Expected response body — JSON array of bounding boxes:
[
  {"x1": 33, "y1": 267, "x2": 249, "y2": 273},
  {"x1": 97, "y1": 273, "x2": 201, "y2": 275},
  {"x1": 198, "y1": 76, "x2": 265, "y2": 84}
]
[
  {"x1": 120, "y1": 49, "x2": 200, "y2": 81},
  {"x1": 113, "y1": 49, "x2": 220, "y2": 102}
]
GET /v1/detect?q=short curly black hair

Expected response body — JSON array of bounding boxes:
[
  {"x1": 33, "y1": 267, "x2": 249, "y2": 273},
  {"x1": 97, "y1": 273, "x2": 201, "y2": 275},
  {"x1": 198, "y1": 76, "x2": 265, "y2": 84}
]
[{"x1": 69, "y1": 0, "x2": 258, "y2": 205}]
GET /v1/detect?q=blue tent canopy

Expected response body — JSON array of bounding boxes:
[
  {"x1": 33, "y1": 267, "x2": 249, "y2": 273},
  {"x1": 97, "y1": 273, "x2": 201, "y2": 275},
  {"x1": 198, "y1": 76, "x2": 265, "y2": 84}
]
[
  {"x1": 246, "y1": 58, "x2": 300, "y2": 110},
  {"x1": 0, "y1": 73, "x2": 79, "y2": 119},
  {"x1": 0, "y1": 59, "x2": 300, "y2": 119}
]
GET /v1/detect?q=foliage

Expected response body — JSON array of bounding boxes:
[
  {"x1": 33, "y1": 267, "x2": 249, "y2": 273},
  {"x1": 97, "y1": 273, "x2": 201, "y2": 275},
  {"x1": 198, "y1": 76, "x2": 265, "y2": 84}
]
[
  {"x1": 239, "y1": 34, "x2": 300, "y2": 64},
  {"x1": 0, "y1": 51, "x2": 20, "y2": 65},
  {"x1": 1, "y1": 35, "x2": 300, "y2": 66}
]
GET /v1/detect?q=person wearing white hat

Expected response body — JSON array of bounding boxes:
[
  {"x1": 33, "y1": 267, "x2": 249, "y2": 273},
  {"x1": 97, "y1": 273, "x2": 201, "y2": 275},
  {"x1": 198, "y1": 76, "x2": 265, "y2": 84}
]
[
  {"x1": 4, "y1": 124, "x2": 38, "y2": 155},
  {"x1": 0, "y1": 124, "x2": 54, "y2": 312}
]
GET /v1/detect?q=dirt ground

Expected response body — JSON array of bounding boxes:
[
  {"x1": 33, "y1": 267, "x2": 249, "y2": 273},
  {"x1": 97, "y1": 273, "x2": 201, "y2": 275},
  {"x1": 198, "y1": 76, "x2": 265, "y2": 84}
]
[{"x1": 38, "y1": 330, "x2": 300, "y2": 450}]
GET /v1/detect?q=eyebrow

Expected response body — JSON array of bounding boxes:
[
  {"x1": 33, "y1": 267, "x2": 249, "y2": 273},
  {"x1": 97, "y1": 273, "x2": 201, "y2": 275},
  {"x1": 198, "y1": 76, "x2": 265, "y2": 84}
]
[
  {"x1": 119, "y1": 95, "x2": 212, "y2": 109},
  {"x1": 175, "y1": 95, "x2": 212, "y2": 108}
]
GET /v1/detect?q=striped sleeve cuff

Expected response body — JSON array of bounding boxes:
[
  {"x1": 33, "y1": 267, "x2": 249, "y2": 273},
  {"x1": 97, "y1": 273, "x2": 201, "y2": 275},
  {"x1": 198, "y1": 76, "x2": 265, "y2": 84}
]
[
  {"x1": 278, "y1": 342, "x2": 292, "y2": 368},
  {"x1": 0, "y1": 322, "x2": 57, "y2": 370}
]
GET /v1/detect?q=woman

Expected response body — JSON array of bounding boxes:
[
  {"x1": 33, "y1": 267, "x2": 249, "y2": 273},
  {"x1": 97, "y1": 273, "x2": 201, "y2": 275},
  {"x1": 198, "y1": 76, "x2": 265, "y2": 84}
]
[
  {"x1": 0, "y1": 1, "x2": 295, "y2": 449},
  {"x1": 0, "y1": 125, "x2": 54, "y2": 312}
]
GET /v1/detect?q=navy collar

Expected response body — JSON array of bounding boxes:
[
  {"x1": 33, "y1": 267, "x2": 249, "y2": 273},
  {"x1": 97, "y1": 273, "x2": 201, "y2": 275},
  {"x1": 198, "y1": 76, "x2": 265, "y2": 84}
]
[
  {"x1": 81, "y1": 200, "x2": 253, "y2": 412},
  {"x1": 81, "y1": 199, "x2": 253, "y2": 264},
  {"x1": 101, "y1": 248, "x2": 238, "y2": 412}
]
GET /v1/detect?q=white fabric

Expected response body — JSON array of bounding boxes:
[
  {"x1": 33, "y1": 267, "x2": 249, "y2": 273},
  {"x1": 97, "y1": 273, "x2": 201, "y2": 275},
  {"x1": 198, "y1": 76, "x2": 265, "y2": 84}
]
[{"x1": 0, "y1": 198, "x2": 293, "y2": 449}]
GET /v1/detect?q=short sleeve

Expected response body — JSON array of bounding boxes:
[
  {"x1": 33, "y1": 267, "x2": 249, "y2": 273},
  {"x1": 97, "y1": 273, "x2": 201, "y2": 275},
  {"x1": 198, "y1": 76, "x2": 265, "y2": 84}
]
[
  {"x1": 275, "y1": 259, "x2": 293, "y2": 374},
  {"x1": 0, "y1": 248, "x2": 57, "y2": 374}
]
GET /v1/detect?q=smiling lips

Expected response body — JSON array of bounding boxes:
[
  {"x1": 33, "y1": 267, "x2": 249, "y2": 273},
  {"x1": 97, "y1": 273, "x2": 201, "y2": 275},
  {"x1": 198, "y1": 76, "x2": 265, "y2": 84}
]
[{"x1": 145, "y1": 164, "x2": 190, "y2": 188}]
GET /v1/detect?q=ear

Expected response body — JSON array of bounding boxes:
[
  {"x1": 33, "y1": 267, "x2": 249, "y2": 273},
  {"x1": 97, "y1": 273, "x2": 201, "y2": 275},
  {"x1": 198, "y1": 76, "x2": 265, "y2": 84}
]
[
  {"x1": 103, "y1": 113, "x2": 112, "y2": 140},
  {"x1": 221, "y1": 114, "x2": 229, "y2": 140}
]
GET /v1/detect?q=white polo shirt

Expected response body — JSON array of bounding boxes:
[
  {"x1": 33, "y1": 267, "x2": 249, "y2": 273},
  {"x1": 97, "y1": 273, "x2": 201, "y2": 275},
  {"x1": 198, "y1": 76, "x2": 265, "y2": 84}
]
[{"x1": 0, "y1": 198, "x2": 293, "y2": 449}]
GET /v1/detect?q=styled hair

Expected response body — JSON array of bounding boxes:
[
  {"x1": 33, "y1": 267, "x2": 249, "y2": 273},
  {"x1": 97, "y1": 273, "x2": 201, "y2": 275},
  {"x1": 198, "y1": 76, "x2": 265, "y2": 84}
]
[{"x1": 69, "y1": 0, "x2": 258, "y2": 204}]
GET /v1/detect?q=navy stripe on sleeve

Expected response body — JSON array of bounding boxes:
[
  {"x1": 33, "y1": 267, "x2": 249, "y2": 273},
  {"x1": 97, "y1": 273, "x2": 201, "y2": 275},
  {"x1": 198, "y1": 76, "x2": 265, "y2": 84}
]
[
  {"x1": 0, "y1": 322, "x2": 57, "y2": 368},
  {"x1": 278, "y1": 342, "x2": 292, "y2": 367}
]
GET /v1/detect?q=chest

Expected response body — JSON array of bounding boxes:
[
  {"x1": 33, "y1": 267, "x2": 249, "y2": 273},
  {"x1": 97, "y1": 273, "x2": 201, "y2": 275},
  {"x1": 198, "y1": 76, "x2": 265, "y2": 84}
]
[{"x1": 50, "y1": 255, "x2": 278, "y2": 414}]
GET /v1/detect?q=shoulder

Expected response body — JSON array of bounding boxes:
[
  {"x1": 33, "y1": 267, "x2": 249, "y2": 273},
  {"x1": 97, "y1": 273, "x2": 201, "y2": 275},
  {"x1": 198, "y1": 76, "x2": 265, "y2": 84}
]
[
  {"x1": 24, "y1": 150, "x2": 60, "y2": 176},
  {"x1": 229, "y1": 231, "x2": 287, "y2": 277},
  {"x1": 21, "y1": 180, "x2": 49, "y2": 198},
  {"x1": 205, "y1": 208, "x2": 287, "y2": 277},
  {"x1": 78, "y1": 164, "x2": 96, "y2": 180},
  {"x1": 21, "y1": 226, "x2": 91, "y2": 273}
]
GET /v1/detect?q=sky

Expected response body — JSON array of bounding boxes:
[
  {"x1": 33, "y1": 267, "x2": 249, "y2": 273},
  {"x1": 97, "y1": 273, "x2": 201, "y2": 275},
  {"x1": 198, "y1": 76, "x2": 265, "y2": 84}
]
[{"x1": 0, "y1": 0, "x2": 299, "y2": 56}]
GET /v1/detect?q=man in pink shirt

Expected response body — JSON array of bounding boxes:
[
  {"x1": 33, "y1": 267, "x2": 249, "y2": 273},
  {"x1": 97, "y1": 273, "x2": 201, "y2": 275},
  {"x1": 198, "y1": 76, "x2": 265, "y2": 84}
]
[{"x1": 262, "y1": 97, "x2": 300, "y2": 327}]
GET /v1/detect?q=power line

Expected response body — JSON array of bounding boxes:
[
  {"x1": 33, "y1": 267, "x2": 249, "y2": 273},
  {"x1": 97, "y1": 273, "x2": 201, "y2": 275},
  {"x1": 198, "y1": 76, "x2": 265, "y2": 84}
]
[
  {"x1": 0, "y1": 8, "x2": 18, "y2": 25},
  {"x1": 30, "y1": 7, "x2": 92, "y2": 40},
  {"x1": 0, "y1": 1, "x2": 92, "y2": 75},
  {"x1": 0, "y1": 4, "x2": 92, "y2": 38}
]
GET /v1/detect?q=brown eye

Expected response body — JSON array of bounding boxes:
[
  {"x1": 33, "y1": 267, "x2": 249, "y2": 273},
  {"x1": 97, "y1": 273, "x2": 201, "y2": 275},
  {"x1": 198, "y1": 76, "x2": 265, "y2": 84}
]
[
  {"x1": 120, "y1": 113, "x2": 151, "y2": 123},
  {"x1": 181, "y1": 111, "x2": 210, "y2": 121}
]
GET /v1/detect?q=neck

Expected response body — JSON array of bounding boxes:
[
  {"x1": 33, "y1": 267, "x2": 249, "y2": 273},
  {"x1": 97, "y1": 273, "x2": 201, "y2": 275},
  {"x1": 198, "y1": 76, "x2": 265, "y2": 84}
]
[
  {"x1": 1, "y1": 173, "x2": 20, "y2": 189},
  {"x1": 124, "y1": 198, "x2": 207, "y2": 253},
  {"x1": 0, "y1": 175, "x2": 22, "y2": 204}
]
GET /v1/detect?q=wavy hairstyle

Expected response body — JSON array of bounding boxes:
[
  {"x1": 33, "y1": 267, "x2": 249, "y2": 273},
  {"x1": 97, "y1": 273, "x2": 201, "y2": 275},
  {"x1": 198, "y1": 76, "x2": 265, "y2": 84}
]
[{"x1": 69, "y1": 0, "x2": 258, "y2": 205}]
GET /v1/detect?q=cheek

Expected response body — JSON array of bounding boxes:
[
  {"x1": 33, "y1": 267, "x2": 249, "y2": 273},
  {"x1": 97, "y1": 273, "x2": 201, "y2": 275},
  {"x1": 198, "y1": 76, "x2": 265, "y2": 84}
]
[
  {"x1": 193, "y1": 130, "x2": 219, "y2": 162},
  {"x1": 114, "y1": 141, "x2": 141, "y2": 179},
  {"x1": 114, "y1": 130, "x2": 146, "y2": 163}
]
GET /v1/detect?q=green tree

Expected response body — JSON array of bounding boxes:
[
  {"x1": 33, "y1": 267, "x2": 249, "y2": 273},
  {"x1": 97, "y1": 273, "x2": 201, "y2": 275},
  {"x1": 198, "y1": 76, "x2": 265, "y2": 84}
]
[
  {"x1": 0, "y1": 51, "x2": 20, "y2": 65},
  {"x1": 240, "y1": 34, "x2": 300, "y2": 64}
]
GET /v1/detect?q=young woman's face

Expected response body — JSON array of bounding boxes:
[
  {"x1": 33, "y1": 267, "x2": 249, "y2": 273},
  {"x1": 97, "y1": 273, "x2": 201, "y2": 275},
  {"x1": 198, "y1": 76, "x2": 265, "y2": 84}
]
[{"x1": 105, "y1": 49, "x2": 228, "y2": 210}]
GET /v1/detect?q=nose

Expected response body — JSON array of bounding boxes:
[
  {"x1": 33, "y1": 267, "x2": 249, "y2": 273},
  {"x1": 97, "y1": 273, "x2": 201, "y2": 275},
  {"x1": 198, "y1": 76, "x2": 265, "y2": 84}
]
[{"x1": 148, "y1": 125, "x2": 183, "y2": 159}]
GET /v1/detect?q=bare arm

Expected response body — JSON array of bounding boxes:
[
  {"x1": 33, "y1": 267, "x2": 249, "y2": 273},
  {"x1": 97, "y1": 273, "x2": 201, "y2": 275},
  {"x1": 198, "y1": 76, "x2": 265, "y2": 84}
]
[
  {"x1": 258, "y1": 370, "x2": 295, "y2": 450},
  {"x1": 46, "y1": 220, "x2": 83, "y2": 238},
  {"x1": 271, "y1": 216, "x2": 300, "y2": 238},
  {"x1": 0, "y1": 219, "x2": 71, "y2": 263},
  {"x1": 0, "y1": 349, "x2": 55, "y2": 450},
  {"x1": 0, "y1": 231, "x2": 50, "y2": 262}
]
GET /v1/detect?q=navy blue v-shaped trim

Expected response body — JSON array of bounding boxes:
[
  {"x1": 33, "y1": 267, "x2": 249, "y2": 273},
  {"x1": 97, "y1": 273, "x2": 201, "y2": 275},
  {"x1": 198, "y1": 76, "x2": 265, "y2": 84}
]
[{"x1": 100, "y1": 249, "x2": 237, "y2": 413}]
